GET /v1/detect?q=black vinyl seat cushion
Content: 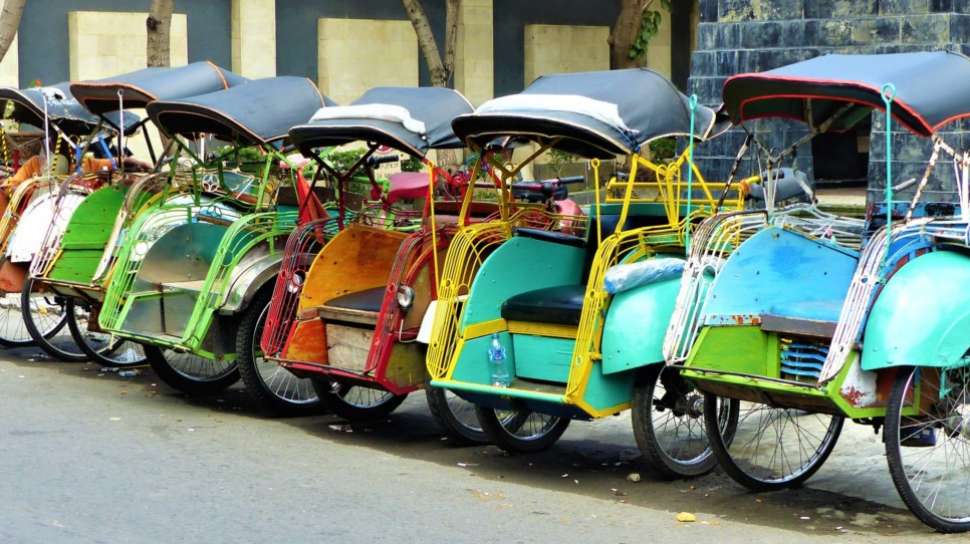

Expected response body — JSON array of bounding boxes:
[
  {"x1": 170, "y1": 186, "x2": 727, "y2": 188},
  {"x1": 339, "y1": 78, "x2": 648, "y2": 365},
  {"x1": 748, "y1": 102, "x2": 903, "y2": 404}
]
[
  {"x1": 324, "y1": 286, "x2": 387, "y2": 313},
  {"x1": 501, "y1": 284, "x2": 586, "y2": 326},
  {"x1": 514, "y1": 227, "x2": 586, "y2": 249}
]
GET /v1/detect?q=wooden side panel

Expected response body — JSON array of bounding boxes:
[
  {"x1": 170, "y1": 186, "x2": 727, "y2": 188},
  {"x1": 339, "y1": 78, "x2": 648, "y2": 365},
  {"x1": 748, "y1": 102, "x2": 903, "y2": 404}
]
[
  {"x1": 298, "y1": 224, "x2": 406, "y2": 311},
  {"x1": 326, "y1": 323, "x2": 371, "y2": 372}
]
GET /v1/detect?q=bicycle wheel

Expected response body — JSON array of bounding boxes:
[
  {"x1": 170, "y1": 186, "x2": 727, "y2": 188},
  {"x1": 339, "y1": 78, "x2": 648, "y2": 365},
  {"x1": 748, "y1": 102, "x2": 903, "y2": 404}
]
[
  {"x1": 885, "y1": 366, "x2": 970, "y2": 533},
  {"x1": 703, "y1": 395, "x2": 843, "y2": 491}
]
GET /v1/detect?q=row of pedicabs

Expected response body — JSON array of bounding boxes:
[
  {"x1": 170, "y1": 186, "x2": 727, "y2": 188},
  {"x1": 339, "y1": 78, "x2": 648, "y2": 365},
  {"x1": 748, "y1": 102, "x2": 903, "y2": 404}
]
[{"x1": 2, "y1": 51, "x2": 969, "y2": 532}]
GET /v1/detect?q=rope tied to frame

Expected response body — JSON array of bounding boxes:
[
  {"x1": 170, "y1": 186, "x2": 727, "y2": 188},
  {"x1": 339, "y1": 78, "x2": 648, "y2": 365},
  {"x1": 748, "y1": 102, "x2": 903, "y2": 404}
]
[
  {"x1": 685, "y1": 94, "x2": 697, "y2": 254},
  {"x1": 881, "y1": 82, "x2": 896, "y2": 268}
]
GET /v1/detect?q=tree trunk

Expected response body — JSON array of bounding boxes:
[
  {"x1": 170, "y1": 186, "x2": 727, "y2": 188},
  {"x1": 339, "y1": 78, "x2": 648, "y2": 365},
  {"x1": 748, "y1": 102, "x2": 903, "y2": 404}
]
[
  {"x1": 146, "y1": 0, "x2": 174, "y2": 68},
  {"x1": 609, "y1": 0, "x2": 647, "y2": 69},
  {"x1": 401, "y1": 0, "x2": 461, "y2": 88},
  {"x1": 0, "y1": 0, "x2": 25, "y2": 65}
]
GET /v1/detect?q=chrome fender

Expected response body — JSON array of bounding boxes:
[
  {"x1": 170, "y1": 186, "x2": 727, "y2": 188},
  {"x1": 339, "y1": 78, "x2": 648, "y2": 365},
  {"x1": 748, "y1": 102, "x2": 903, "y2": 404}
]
[
  {"x1": 219, "y1": 244, "x2": 282, "y2": 315},
  {"x1": 862, "y1": 250, "x2": 970, "y2": 370}
]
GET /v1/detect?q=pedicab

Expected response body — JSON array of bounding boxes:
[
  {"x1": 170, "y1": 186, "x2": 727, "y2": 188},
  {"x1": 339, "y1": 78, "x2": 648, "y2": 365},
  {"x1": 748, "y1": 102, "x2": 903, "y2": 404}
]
[
  {"x1": 424, "y1": 68, "x2": 745, "y2": 476},
  {"x1": 96, "y1": 76, "x2": 328, "y2": 396},
  {"x1": 663, "y1": 51, "x2": 970, "y2": 531},
  {"x1": 259, "y1": 86, "x2": 506, "y2": 436},
  {"x1": 0, "y1": 81, "x2": 136, "y2": 348},
  {"x1": 24, "y1": 62, "x2": 245, "y2": 364}
]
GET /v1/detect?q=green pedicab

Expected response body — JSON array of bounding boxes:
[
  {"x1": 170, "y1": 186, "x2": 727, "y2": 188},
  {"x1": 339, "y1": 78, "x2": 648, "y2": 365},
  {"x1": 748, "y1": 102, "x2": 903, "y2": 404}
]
[
  {"x1": 96, "y1": 76, "x2": 329, "y2": 396},
  {"x1": 665, "y1": 51, "x2": 970, "y2": 532},
  {"x1": 25, "y1": 62, "x2": 245, "y2": 364}
]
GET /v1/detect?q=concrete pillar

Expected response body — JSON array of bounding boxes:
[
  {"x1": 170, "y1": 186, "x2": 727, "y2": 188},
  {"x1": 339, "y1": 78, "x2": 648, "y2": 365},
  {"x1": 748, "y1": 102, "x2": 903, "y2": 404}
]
[
  {"x1": 523, "y1": 24, "x2": 610, "y2": 85},
  {"x1": 232, "y1": 0, "x2": 276, "y2": 78},
  {"x1": 453, "y1": 0, "x2": 493, "y2": 107}
]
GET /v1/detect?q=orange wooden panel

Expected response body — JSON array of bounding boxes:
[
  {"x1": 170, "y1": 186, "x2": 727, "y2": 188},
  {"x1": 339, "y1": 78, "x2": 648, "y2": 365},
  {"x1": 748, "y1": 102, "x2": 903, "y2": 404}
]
[
  {"x1": 283, "y1": 319, "x2": 328, "y2": 364},
  {"x1": 297, "y1": 224, "x2": 406, "y2": 311}
]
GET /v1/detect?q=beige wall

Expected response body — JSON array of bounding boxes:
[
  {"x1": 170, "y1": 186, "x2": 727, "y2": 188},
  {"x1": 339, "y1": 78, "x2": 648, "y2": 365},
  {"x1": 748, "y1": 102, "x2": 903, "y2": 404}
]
[
  {"x1": 523, "y1": 24, "x2": 609, "y2": 85},
  {"x1": 0, "y1": 32, "x2": 16, "y2": 87},
  {"x1": 67, "y1": 11, "x2": 188, "y2": 162},
  {"x1": 454, "y1": 0, "x2": 493, "y2": 106},
  {"x1": 67, "y1": 11, "x2": 188, "y2": 80},
  {"x1": 647, "y1": 4, "x2": 673, "y2": 78},
  {"x1": 232, "y1": 0, "x2": 276, "y2": 78},
  {"x1": 317, "y1": 18, "x2": 418, "y2": 105}
]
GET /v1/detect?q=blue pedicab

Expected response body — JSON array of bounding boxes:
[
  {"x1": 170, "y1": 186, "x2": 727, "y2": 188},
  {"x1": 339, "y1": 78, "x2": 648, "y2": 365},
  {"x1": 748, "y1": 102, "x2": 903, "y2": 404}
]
[{"x1": 664, "y1": 51, "x2": 970, "y2": 532}]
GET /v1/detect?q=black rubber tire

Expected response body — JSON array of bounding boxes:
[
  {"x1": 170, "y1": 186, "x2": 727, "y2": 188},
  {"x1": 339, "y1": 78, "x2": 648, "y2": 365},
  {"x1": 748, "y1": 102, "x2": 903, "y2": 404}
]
[
  {"x1": 66, "y1": 302, "x2": 146, "y2": 368},
  {"x1": 703, "y1": 392, "x2": 843, "y2": 491},
  {"x1": 632, "y1": 365, "x2": 724, "y2": 479},
  {"x1": 474, "y1": 405, "x2": 570, "y2": 454},
  {"x1": 236, "y1": 289, "x2": 321, "y2": 415},
  {"x1": 885, "y1": 366, "x2": 970, "y2": 533},
  {"x1": 425, "y1": 387, "x2": 490, "y2": 445},
  {"x1": 144, "y1": 344, "x2": 240, "y2": 396},
  {"x1": 313, "y1": 379, "x2": 407, "y2": 421},
  {"x1": 21, "y1": 278, "x2": 84, "y2": 361}
]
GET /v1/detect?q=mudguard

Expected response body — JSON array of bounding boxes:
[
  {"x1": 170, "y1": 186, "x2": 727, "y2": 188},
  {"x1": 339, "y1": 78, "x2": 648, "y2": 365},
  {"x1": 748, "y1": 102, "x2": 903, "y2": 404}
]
[
  {"x1": 219, "y1": 245, "x2": 281, "y2": 315},
  {"x1": 600, "y1": 276, "x2": 680, "y2": 374},
  {"x1": 862, "y1": 250, "x2": 970, "y2": 370}
]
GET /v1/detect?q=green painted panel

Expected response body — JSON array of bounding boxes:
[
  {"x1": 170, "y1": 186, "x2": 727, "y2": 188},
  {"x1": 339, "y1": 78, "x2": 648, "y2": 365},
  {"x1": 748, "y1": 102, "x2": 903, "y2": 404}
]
[
  {"x1": 512, "y1": 335, "x2": 573, "y2": 383},
  {"x1": 462, "y1": 237, "x2": 585, "y2": 326},
  {"x1": 600, "y1": 277, "x2": 681, "y2": 374},
  {"x1": 47, "y1": 186, "x2": 127, "y2": 283},
  {"x1": 686, "y1": 325, "x2": 778, "y2": 377},
  {"x1": 581, "y1": 361, "x2": 636, "y2": 412},
  {"x1": 863, "y1": 251, "x2": 970, "y2": 370}
]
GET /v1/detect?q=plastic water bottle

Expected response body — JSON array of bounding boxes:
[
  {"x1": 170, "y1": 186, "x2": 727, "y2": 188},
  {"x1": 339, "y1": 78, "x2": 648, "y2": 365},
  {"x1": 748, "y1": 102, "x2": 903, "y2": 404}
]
[{"x1": 488, "y1": 333, "x2": 512, "y2": 387}]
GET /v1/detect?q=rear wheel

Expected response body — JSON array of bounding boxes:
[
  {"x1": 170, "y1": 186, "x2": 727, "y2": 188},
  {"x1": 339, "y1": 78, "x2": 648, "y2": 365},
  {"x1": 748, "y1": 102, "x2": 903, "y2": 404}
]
[
  {"x1": 314, "y1": 380, "x2": 407, "y2": 421},
  {"x1": 475, "y1": 405, "x2": 570, "y2": 454},
  {"x1": 144, "y1": 345, "x2": 239, "y2": 396},
  {"x1": 703, "y1": 394, "x2": 843, "y2": 491},
  {"x1": 236, "y1": 292, "x2": 319, "y2": 415},
  {"x1": 885, "y1": 366, "x2": 970, "y2": 533},
  {"x1": 632, "y1": 364, "x2": 738, "y2": 478},
  {"x1": 425, "y1": 387, "x2": 489, "y2": 444},
  {"x1": 66, "y1": 302, "x2": 146, "y2": 368},
  {"x1": 21, "y1": 277, "x2": 82, "y2": 360}
]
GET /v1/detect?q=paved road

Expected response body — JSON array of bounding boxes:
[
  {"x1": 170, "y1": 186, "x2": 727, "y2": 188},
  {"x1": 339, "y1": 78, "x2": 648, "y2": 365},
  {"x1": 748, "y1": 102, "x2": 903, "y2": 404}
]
[{"x1": 0, "y1": 348, "x2": 962, "y2": 543}]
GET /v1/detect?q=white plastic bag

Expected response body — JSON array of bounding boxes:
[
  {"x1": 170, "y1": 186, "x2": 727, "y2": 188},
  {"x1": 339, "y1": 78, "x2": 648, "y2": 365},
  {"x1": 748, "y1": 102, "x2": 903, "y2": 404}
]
[{"x1": 604, "y1": 257, "x2": 684, "y2": 294}]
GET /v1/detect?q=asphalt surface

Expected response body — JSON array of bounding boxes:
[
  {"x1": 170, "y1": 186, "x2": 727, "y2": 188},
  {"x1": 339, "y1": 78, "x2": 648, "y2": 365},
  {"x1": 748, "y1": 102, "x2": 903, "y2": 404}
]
[{"x1": 0, "y1": 346, "x2": 964, "y2": 543}]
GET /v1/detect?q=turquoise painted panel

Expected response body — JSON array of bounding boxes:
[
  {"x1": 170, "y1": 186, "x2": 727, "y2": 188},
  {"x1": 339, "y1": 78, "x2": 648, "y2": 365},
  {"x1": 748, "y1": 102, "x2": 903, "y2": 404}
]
[
  {"x1": 461, "y1": 236, "x2": 585, "y2": 326},
  {"x1": 863, "y1": 251, "x2": 970, "y2": 370},
  {"x1": 581, "y1": 362, "x2": 636, "y2": 413},
  {"x1": 703, "y1": 227, "x2": 858, "y2": 325},
  {"x1": 601, "y1": 276, "x2": 681, "y2": 374},
  {"x1": 513, "y1": 334, "x2": 573, "y2": 383},
  {"x1": 452, "y1": 333, "x2": 514, "y2": 385}
]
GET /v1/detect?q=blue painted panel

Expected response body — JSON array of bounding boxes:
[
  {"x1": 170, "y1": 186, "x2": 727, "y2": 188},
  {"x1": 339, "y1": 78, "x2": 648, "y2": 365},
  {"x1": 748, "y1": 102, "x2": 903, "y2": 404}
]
[
  {"x1": 702, "y1": 227, "x2": 859, "y2": 325},
  {"x1": 863, "y1": 251, "x2": 970, "y2": 370}
]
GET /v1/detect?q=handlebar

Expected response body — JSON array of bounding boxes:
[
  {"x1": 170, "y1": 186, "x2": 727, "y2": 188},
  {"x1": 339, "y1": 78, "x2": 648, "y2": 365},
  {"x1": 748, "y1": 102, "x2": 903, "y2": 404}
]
[
  {"x1": 367, "y1": 155, "x2": 399, "y2": 167},
  {"x1": 510, "y1": 175, "x2": 586, "y2": 202}
]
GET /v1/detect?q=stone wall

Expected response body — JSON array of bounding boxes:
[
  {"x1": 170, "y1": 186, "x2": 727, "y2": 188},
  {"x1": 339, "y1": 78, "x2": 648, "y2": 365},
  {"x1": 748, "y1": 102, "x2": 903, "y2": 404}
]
[{"x1": 690, "y1": 0, "x2": 970, "y2": 202}]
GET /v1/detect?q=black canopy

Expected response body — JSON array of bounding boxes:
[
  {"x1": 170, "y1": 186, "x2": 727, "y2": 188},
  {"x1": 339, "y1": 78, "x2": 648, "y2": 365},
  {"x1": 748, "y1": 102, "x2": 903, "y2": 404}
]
[
  {"x1": 146, "y1": 77, "x2": 330, "y2": 145},
  {"x1": 289, "y1": 86, "x2": 473, "y2": 157},
  {"x1": 0, "y1": 82, "x2": 102, "y2": 135},
  {"x1": 452, "y1": 68, "x2": 723, "y2": 158},
  {"x1": 71, "y1": 61, "x2": 246, "y2": 114},
  {"x1": 722, "y1": 51, "x2": 970, "y2": 137}
]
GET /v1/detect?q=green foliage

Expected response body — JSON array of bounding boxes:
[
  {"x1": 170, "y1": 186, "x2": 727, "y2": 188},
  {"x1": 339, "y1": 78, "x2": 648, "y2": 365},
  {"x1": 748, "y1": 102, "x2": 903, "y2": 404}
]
[
  {"x1": 629, "y1": 0, "x2": 672, "y2": 61},
  {"x1": 648, "y1": 137, "x2": 676, "y2": 162},
  {"x1": 320, "y1": 147, "x2": 368, "y2": 172},
  {"x1": 547, "y1": 148, "x2": 580, "y2": 177},
  {"x1": 400, "y1": 155, "x2": 423, "y2": 172}
]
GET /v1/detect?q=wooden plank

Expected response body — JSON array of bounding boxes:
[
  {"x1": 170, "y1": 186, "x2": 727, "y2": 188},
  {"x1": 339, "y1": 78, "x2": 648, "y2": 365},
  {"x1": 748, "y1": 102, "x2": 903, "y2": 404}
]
[{"x1": 326, "y1": 324, "x2": 373, "y2": 372}]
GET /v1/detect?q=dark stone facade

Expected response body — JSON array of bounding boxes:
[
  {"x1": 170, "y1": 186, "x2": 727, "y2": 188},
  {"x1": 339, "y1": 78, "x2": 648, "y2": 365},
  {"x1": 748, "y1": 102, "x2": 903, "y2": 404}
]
[{"x1": 689, "y1": 0, "x2": 970, "y2": 202}]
